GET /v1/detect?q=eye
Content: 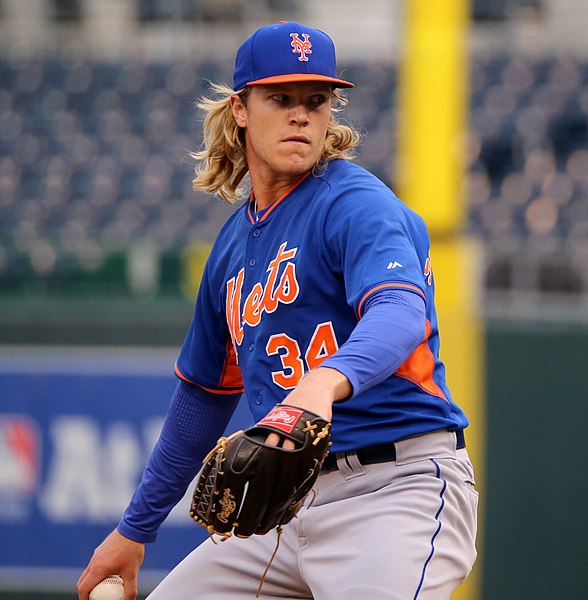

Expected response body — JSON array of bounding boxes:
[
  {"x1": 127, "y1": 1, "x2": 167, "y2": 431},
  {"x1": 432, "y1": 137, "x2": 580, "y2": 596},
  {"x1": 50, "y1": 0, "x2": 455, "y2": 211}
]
[
  {"x1": 308, "y1": 94, "x2": 329, "y2": 109},
  {"x1": 271, "y1": 94, "x2": 289, "y2": 104}
]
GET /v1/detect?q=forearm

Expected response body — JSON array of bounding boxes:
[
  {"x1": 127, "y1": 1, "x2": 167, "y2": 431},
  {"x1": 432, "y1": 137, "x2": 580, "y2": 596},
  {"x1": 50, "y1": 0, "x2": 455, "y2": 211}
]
[
  {"x1": 118, "y1": 381, "x2": 240, "y2": 543},
  {"x1": 320, "y1": 289, "x2": 427, "y2": 398},
  {"x1": 282, "y1": 290, "x2": 425, "y2": 419}
]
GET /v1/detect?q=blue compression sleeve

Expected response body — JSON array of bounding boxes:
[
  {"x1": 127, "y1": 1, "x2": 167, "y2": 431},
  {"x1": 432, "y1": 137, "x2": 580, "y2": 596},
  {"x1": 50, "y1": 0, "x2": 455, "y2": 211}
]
[
  {"x1": 321, "y1": 289, "x2": 426, "y2": 397},
  {"x1": 117, "y1": 380, "x2": 240, "y2": 543}
]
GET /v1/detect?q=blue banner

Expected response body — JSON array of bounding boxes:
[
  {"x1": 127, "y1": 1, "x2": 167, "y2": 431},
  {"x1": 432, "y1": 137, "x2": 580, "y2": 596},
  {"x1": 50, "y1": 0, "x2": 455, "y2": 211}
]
[{"x1": 0, "y1": 346, "x2": 253, "y2": 592}]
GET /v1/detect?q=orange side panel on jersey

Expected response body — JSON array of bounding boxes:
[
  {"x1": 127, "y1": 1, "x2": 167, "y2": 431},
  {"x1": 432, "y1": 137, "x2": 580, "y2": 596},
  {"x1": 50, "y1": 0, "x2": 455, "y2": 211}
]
[
  {"x1": 395, "y1": 320, "x2": 448, "y2": 401},
  {"x1": 174, "y1": 361, "x2": 244, "y2": 395},
  {"x1": 219, "y1": 339, "x2": 245, "y2": 389}
]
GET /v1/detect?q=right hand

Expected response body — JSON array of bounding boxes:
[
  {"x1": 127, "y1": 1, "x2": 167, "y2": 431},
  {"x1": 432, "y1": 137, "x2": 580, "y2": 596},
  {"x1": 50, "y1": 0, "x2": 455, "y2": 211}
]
[
  {"x1": 264, "y1": 366, "x2": 348, "y2": 450},
  {"x1": 77, "y1": 529, "x2": 145, "y2": 600}
]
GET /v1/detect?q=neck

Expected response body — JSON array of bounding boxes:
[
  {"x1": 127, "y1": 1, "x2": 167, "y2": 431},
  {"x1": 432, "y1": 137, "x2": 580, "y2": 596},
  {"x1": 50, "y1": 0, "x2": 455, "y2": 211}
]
[{"x1": 250, "y1": 170, "x2": 310, "y2": 211}]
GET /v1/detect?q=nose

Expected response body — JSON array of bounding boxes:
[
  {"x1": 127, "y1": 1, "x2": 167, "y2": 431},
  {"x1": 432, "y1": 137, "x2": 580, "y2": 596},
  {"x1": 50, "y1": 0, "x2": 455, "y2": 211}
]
[{"x1": 289, "y1": 102, "x2": 310, "y2": 126}]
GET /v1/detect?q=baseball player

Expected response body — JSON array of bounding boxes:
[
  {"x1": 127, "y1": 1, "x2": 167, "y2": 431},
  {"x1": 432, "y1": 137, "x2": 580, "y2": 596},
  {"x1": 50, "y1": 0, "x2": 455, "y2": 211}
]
[{"x1": 77, "y1": 21, "x2": 478, "y2": 600}]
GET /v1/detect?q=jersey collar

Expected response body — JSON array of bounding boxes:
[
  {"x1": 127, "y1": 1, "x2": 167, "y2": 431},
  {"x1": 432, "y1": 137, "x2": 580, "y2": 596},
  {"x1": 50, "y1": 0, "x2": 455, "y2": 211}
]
[{"x1": 246, "y1": 171, "x2": 311, "y2": 225}]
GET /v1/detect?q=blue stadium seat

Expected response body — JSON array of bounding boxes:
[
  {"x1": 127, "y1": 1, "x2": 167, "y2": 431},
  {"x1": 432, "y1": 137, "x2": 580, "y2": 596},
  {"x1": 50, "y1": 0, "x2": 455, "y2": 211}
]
[{"x1": 1, "y1": 54, "x2": 587, "y2": 295}]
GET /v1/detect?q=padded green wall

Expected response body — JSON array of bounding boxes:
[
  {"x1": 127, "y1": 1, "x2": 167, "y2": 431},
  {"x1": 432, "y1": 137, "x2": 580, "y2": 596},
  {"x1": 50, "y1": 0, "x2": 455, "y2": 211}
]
[{"x1": 483, "y1": 319, "x2": 588, "y2": 600}]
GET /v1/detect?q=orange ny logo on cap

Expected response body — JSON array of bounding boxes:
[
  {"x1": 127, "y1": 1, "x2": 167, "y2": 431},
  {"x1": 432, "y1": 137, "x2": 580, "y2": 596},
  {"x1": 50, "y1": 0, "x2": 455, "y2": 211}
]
[{"x1": 290, "y1": 33, "x2": 312, "y2": 61}]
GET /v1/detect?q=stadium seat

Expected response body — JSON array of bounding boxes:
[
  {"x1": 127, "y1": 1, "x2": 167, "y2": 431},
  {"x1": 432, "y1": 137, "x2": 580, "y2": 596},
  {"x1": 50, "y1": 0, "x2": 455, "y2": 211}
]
[{"x1": 1, "y1": 53, "x2": 587, "y2": 296}]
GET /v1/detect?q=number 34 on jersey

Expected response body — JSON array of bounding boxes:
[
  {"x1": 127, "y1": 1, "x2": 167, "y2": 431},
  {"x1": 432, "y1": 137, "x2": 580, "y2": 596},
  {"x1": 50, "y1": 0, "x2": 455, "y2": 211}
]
[{"x1": 225, "y1": 242, "x2": 338, "y2": 390}]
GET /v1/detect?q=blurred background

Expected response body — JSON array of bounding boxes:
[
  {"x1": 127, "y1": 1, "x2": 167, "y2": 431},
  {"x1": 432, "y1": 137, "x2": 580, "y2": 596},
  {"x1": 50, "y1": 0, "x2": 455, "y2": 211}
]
[{"x1": 1, "y1": 1, "x2": 587, "y2": 599}]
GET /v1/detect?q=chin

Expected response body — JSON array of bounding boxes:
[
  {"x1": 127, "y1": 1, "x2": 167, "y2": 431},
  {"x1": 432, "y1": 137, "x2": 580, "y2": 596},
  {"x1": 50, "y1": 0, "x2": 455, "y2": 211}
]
[
  {"x1": 281, "y1": 155, "x2": 318, "y2": 175},
  {"x1": 284, "y1": 164, "x2": 313, "y2": 177}
]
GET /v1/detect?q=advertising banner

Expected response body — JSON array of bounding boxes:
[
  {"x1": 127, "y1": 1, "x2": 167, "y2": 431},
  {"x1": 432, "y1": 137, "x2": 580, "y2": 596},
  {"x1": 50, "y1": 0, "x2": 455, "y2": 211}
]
[{"x1": 0, "y1": 346, "x2": 253, "y2": 592}]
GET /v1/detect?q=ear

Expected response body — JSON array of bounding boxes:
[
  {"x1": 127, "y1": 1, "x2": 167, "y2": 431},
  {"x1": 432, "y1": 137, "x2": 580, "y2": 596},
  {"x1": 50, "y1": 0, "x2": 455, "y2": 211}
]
[{"x1": 230, "y1": 94, "x2": 247, "y2": 128}]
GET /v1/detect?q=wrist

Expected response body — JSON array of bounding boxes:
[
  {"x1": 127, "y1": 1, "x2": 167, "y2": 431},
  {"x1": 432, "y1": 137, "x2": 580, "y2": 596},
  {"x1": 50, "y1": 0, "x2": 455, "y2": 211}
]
[
  {"x1": 309, "y1": 366, "x2": 352, "y2": 402},
  {"x1": 281, "y1": 367, "x2": 351, "y2": 422}
]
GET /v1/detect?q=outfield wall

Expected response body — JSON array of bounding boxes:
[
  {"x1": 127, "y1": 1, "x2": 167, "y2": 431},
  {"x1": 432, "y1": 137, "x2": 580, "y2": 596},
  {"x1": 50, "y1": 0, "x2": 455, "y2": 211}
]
[
  {"x1": 482, "y1": 320, "x2": 588, "y2": 600},
  {"x1": 1, "y1": 320, "x2": 587, "y2": 599}
]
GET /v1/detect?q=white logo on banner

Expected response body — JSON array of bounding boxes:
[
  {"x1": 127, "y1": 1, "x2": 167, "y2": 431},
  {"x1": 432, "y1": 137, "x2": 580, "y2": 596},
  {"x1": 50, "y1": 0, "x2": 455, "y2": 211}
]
[
  {"x1": 38, "y1": 416, "x2": 190, "y2": 523},
  {"x1": 0, "y1": 414, "x2": 204, "y2": 525}
]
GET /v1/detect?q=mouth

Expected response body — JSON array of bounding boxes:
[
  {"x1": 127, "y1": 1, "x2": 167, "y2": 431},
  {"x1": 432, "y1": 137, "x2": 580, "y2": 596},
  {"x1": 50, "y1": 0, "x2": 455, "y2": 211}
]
[{"x1": 283, "y1": 135, "x2": 310, "y2": 144}]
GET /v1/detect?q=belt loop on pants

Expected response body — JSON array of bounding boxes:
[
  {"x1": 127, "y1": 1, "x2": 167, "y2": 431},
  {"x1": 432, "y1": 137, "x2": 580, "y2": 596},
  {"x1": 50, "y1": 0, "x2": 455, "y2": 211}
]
[{"x1": 321, "y1": 429, "x2": 466, "y2": 472}]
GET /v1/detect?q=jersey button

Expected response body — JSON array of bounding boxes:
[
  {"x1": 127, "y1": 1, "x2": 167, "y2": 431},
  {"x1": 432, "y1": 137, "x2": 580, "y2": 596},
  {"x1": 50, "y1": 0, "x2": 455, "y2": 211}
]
[
  {"x1": 249, "y1": 258, "x2": 256, "y2": 267},
  {"x1": 253, "y1": 229, "x2": 261, "y2": 238}
]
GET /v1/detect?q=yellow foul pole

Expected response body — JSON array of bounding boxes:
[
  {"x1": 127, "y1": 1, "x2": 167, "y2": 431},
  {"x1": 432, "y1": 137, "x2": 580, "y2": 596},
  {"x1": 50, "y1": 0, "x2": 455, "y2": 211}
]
[{"x1": 396, "y1": 2, "x2": 485, "y2": 599}]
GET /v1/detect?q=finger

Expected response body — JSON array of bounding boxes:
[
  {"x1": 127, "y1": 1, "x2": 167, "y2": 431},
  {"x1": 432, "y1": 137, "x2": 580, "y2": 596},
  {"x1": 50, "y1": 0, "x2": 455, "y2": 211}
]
[
  {"x1": 119, "y1": 572, "x2": 138, "y2": 600},
  {"x1": 265, "y1": 432, "x2": 280, "y2": 446},
  {"x1": 77, "y1": 575, "x2": 88, "y2": 600},
  {"x1": 77, "y1": 568, "x2": 107, "y2": 600},
  {"x1": 264, "y1": 433, "x2": 295, "y2": 449},
  {"x1": 76, "y1": 565, "x2": 90, "y2": 590}
]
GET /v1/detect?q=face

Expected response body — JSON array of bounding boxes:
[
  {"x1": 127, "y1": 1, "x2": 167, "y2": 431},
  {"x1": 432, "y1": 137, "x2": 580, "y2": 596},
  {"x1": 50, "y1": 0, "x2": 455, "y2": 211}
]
[{"x1": 231, "y1": 81, "x2": 333, "y2": 183}]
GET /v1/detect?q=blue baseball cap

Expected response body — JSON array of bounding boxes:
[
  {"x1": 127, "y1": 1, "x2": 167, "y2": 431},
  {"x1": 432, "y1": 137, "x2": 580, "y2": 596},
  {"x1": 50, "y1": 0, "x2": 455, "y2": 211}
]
[{"x1": 233, "y1": 21, "x2": 354, "y2": 91}]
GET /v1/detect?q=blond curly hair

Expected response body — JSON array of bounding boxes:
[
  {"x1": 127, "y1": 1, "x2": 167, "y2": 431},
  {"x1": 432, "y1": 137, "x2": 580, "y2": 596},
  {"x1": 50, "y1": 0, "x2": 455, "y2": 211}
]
[{"x1": 191, "y1": 83, "x2": 361, "y2": 204}]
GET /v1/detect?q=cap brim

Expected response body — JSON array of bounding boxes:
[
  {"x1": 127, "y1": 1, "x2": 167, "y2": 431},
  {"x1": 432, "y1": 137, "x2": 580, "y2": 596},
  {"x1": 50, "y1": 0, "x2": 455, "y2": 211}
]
[{"x1": 246, "y1": 73, "x2": 354, "y2": 88}]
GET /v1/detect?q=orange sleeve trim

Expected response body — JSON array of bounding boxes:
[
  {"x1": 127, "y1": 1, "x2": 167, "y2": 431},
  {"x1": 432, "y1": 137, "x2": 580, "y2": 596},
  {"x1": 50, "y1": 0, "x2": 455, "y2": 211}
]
[
  {"x1": 174, "y1": 362, "x2": 245, "y2": 395},
  {"x1": 356, "y1": 282, "x2": 426, "y2": 318}
]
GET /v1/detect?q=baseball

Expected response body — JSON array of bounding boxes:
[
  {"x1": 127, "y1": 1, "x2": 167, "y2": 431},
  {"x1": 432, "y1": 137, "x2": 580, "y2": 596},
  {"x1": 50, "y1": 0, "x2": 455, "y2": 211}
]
[{"x1": 89, "y1": 575, "x2": 125, "y2": 600}]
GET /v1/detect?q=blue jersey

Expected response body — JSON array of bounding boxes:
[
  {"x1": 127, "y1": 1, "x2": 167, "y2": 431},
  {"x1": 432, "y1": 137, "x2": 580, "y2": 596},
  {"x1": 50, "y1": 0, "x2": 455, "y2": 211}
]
[{"x1": 176, "y1": 159, "x2": 468, "y2": 452}]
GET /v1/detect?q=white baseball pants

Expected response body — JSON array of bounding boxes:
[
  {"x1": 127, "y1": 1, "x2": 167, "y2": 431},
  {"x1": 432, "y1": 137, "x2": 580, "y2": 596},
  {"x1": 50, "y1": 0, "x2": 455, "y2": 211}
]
[{"x1": 147, "y1": 430, "x2": 479, "y2": 600}]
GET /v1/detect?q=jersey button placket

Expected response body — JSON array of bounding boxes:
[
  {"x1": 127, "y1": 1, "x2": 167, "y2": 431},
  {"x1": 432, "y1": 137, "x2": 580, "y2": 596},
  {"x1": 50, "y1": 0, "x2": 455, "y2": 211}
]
[
  {"x1": 243, "y1": 223, "x2": 262, "y2": 401},
  {"x1": 246, "y1": 227, "x2": 258, "y2": 275}
]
